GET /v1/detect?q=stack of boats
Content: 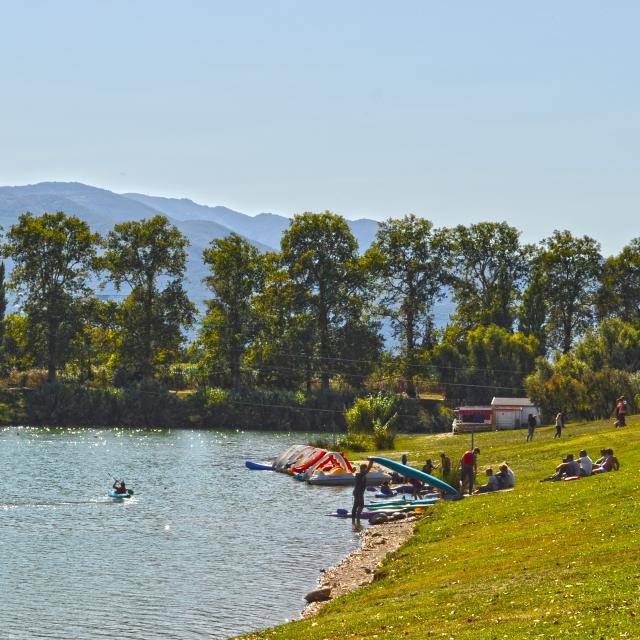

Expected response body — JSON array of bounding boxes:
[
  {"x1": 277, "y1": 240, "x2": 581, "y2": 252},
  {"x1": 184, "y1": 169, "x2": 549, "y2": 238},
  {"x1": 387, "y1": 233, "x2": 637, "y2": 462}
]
[
  {"x1": 271, "y1": 444, "x2": 390, "y2": 485},
  {"x1": 245, "y1": 448, "x2": 461, "y2": 520}
]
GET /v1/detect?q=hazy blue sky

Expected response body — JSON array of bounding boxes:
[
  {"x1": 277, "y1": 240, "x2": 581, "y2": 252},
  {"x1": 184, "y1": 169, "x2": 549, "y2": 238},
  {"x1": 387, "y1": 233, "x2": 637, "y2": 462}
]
[{"x1": 1, "y1": 1, "x2": 638, "y2": 254}]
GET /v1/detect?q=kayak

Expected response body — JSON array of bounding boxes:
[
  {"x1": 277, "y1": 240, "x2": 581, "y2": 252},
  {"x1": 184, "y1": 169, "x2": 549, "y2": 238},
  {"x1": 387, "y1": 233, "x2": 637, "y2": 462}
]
[
  {"x1": 369, "y1": 456, "x2": 460, "y2": 496},
  {"x1": 108, "y1": 491, "x2": 132, "y2": 499},
  {"x1": 245, "y1": 460, "x2": 274, "y2": 471}
]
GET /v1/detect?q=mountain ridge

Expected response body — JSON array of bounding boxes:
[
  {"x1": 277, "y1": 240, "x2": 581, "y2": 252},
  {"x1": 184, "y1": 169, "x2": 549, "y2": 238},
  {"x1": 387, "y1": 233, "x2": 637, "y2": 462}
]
[{"x1": 0, "y1": 181, "x2": 380, "y2": 308}]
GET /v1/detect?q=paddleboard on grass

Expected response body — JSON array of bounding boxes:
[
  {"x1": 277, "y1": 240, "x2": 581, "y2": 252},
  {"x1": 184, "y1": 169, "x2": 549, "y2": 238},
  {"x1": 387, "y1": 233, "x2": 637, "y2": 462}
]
[{"x1": 369, "y1": 456, "x2": 460, "y2": 496}]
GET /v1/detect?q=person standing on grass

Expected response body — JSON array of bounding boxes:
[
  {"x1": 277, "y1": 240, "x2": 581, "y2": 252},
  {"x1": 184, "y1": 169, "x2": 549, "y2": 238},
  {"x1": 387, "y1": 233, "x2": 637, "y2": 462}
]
[
  {"x1": 440, "y1": 452, "x2": 452, "y2": 486},
  {"x1": 554, "y1": 411, "x2": 564, "y2": 438},
  {"x1": 526, "y1": 412, "x2": 537, "y2": 442},
  {"x1": 459, "y1": 447, "x2": 480, "y2": 495},
  {"x1": 352, "y1": 461, "x2": 373, "y2": 527},
  {"x1": 615, "y1": 396, "x2": 627, "y2": 427}
]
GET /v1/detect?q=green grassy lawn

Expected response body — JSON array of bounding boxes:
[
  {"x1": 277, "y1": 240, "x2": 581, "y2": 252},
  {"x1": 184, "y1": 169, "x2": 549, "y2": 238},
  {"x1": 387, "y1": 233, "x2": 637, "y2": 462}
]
[{"x1": 239, "y1": 417, "x2": 640, "y2": 640}]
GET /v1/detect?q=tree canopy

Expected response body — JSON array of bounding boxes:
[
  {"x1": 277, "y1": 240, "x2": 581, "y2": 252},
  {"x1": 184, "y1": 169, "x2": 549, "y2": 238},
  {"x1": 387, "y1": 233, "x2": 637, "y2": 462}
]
[
  {"x1": 102, "y1": 215, "x2": 195, "y2": 380},
  {"x1": 3, "y1": 212, "x2": 99, "y2": 381}
]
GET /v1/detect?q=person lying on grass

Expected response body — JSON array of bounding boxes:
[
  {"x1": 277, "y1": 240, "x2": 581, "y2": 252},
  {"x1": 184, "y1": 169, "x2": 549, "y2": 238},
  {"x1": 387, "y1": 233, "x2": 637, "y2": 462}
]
[
  {"x1": 540, "y1": 453, "x2": 581, "y2": 482},
  {"x1": 593, "y1": 449, "x2": 607, "y2": 466},
  {"x1": 474, "y1": 468, "x2": 500, "y2": 493},
  {"x1": 592, "y1": 448, "x2": 620, "y2": 473},
  {"x1": 496, "y1": 462, "x2": 515, "y2": 488}
]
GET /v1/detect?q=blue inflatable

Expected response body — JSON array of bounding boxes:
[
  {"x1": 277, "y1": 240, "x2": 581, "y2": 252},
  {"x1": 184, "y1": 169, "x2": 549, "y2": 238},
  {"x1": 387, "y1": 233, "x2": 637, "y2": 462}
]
[
  {"x1": 108, "y1": 491, "x2": 131, "y2": 499},
  {"x1": 245, "y1": 460, "x2": 274, "y2": 471}
]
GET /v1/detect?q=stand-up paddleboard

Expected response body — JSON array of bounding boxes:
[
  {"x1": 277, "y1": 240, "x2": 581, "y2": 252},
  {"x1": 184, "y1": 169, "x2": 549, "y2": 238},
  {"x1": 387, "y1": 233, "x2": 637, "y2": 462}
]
[
  {"x1": 366, "y1": 497, "x2": 439, "y2": 508},
  {"x1": 245, "y1": 461, "x2": 274, "y2": 471},
  {"x1": 369, "y1": 456, "x2": 460, "y2": 496}
]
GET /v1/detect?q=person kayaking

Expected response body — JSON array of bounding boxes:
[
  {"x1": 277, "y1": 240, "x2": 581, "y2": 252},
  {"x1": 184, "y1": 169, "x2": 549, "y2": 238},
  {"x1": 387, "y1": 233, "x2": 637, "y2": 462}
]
[{"x1": 112, "y1": 480, "x2": 128, "y2": 494}]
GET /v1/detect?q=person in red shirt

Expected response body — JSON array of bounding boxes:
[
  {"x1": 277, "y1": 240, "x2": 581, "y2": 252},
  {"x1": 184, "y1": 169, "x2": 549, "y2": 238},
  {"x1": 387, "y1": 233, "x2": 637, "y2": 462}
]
[
  {"x1": 112, "y1": 480, "x2": 128, "y2": 494},
  {"x1": 459, "y1": 447, "x2": 480, "y2": 495}
]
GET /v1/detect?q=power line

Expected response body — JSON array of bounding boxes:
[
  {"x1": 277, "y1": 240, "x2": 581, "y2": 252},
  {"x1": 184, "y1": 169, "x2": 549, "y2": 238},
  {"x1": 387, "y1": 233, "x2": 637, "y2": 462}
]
[{"x1": 245, "y1": 347, "x2": 537, "y2": 378}]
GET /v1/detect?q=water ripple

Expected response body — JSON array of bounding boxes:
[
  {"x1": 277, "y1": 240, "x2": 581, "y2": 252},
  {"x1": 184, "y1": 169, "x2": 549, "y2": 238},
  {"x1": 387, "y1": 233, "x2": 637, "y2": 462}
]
[{"x1": 0, "y1": 427, "x2": 358, "y2": 639}]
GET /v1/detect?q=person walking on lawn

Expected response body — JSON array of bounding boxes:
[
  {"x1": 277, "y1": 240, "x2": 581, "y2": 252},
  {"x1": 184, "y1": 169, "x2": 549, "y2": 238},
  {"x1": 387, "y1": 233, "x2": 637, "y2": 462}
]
[
  {"x1": 526, "y1": 412, "x2": 537, "y2": 442},
  {"x1": 554, "y1": 411, "x2": 564, "y2": 438}
]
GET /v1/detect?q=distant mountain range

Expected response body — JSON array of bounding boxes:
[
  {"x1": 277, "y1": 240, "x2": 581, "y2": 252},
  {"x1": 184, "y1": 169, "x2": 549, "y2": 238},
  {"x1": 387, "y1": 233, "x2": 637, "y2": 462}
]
[{"x1": 0, "y1": 182, "x2": 380, "y2": 308}]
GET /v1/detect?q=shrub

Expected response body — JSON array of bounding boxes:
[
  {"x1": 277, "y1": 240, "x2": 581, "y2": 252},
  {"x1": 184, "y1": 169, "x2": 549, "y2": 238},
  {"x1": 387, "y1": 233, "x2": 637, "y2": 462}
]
[
  {"x1": 307, "y1": 437, "x2": 333, "y2": 449},
  {"x1": 337, "y1": 432, "x2": 373, "y2": 452},
  {"x1": 343, "y1": 393, "x2": 398, "y2": 450}
]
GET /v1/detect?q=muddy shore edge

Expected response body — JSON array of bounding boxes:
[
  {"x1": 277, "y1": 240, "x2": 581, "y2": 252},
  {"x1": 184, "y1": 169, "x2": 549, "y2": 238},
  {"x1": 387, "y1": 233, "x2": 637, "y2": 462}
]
[{"x1": 302, "y1": 514, "x2": 419, "y2": 618}]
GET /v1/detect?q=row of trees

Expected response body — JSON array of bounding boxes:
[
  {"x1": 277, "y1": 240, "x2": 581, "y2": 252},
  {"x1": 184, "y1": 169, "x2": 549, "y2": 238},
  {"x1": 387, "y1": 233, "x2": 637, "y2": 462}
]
[
  {"x1": 1, "y1": 210, "x2": 639, "y2": 419},
  {"x1": 1, "y1": 212, "x2": 194, "y2": 382}
]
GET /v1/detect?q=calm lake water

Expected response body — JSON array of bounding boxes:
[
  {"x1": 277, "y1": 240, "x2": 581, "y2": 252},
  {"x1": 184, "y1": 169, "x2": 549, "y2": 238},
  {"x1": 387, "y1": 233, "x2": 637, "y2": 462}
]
[{"x1": 0, "y1": 427, "x2": 361, "y2": 639}]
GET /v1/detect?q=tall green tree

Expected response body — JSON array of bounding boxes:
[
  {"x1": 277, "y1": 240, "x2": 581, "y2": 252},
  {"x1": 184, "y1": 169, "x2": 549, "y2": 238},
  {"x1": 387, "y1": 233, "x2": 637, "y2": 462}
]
[
  {"x1": 200, "y1": 233, "x2": 266, "y2": 389},
  {"x1": 280, "y1": 211, "x2": 379, "y2": 390},
  {"x1": 428, "y1": 323, "x2": 538, "y2": 405},
  {"x1": 102, "y1": 216, "x2": 195, "y2": 380},
  {"x1": 3, "y1": 212, "x2": 99, "y2": 381},
  {"x1": 517, "y1": 257, "x2": 547, "y2": 354},
  {"x1": 538, "y1": 230, "x2": 602, "y2": 354},
  {"x1": 596, "y1": 239, "x2": 640, "y2": 324},
  {"x1": 447, "y1": 222, "x2": 529, "y2": 330},
  {"x1": 574, "y1": 318, "x2": 640, "y2": 373},
  {"x1": 250, "y1": 254, "x2": 316, "y2": 390},
  {"x1": 365, "y1": 214, "x2": 448, "y2": 396},
  {"x1": 0, "y1": 262, "x2": 6, "y2": 373}
]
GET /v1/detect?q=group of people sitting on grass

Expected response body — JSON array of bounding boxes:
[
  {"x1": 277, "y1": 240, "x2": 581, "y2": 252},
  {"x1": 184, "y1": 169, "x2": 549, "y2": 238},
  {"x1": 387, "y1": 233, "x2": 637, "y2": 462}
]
[
  {"x1": 474, "y1": 462, "x2": 515, "y2": 493},
  {"x1": 540, "y1": 448, "x2": 620, "y2": 482}
]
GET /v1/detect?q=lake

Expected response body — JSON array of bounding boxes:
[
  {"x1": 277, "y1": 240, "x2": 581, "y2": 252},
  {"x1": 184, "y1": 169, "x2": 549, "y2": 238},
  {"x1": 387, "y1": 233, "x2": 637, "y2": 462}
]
[{"x1": 0, "y1": 427, "x2": 361, "y2": 639}]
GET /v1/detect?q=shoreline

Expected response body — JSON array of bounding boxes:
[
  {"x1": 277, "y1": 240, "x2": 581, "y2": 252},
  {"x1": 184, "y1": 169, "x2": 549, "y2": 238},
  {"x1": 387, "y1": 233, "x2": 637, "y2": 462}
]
[{"x1": 301, "y1": 514, "x2": 420, "y2": 618}]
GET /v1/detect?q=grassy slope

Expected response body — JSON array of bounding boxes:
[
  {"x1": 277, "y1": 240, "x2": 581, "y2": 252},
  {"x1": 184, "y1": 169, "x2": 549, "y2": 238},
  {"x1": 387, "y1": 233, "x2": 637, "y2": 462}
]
[{"x1": 239, "y1": 417, "x2": 640, "y2": 640}]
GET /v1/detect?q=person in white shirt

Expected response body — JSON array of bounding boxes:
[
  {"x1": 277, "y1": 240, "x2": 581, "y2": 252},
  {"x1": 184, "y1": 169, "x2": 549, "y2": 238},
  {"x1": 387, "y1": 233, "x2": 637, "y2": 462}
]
[{"x1": 577, "y1": 449, "x2": 592, "y2": 476}]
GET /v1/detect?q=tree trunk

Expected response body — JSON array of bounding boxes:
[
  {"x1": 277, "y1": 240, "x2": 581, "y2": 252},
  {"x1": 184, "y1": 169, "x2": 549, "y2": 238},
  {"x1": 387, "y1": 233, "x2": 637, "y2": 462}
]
[
  {"x1": 404, "y1": 304, "x2": 416, "y2": 397},
  {"x1": 142, "y1": 280, "x2": 154, "y2": 379},
  {"x1": 47, "y1": 320, "x2": 57, "y2": 383},
  {"x1": 318, "y1": 284, "x2": 330, "y2": 391}
]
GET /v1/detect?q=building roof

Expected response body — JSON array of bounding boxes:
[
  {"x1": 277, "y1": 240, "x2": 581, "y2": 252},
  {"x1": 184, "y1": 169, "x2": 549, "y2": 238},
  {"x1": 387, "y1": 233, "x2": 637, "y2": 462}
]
[{"x1": 491, "y1": 397, "x2": 534, "y2": 407}]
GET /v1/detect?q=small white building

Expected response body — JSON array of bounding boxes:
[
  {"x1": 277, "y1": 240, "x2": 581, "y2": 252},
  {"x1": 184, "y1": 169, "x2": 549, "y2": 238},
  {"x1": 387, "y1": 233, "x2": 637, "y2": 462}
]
[{"x1": 491, "y1": 397, "x2": 538, "y2": 430}]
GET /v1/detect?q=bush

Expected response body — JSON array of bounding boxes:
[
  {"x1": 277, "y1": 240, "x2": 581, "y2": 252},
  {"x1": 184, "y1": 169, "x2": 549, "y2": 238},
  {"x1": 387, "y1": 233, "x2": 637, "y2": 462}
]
[
  {"x1": 307, "y1": 437, "x2": 334, "y2": 449},
  {"x1": 373, "y1": 420, "x2": 396, "y2": 449},
  {"x1": 337, "y1": 432, "x2": 373, "y2": 452},
  {"x1": 343, "y1": 393, "x2": 398, "y2": 450}
]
